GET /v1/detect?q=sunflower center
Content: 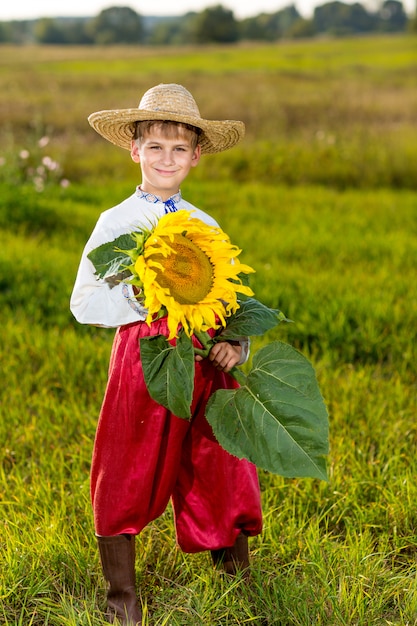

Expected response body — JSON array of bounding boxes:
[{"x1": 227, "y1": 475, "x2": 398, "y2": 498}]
[{"x1": 153, "y1": 234, "x2": 213, "y2": 305}]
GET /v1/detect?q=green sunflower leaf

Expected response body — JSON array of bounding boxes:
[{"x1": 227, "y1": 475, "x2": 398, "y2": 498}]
[
  {"x1": 87, "y1": 233, "x2": 136, "y2": 279},
  {"x1": 218, "y1": 297, "x2": 289, "y2": 341},
  {"x1": 140, "y1": 331, "x2": 195, "y2": 419},
  {"x1": 205, "y1": 341, "x2": 329, "y2": 480}
]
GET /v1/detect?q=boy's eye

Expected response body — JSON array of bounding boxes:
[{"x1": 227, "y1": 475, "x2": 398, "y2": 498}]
[{"x1": 147, "y1": 144, "x2": 189, "y2": 152}]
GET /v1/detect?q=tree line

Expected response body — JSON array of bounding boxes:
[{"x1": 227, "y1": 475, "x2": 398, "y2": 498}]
[{"x1": 0, "y1": 2, "x2": 414, "y2": 46}]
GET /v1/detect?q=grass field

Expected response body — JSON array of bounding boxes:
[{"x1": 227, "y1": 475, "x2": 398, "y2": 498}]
[{"x1": 1, "y1": 35, "x2": 417, "y2": 625}]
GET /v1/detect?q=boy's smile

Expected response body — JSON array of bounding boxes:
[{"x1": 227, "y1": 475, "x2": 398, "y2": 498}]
[{"x1": 131, "y1": 126, "x2": 201, "y2": 201}]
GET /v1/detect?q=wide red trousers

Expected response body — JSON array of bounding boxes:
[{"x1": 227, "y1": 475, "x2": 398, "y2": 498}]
[{"x1": 90, "y1": 319, "x2": 262, "y2": 552}]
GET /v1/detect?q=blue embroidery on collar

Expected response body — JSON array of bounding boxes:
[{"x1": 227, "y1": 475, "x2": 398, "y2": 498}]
[{"x1": 136, "y1": 187, "x2": 181, "y2": 213}]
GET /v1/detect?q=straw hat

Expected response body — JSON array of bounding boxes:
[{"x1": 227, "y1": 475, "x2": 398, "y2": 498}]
[{"x1": 88, "y1": 83, "x2": 245, "y2": 154}]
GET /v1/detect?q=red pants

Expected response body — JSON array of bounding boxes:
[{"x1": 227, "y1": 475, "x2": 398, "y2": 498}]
[{"x1": 90, "y1": 319, "x2": 262, "y2": 552}]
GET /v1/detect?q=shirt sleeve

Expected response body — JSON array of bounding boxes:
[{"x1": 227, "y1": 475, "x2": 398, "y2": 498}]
[
  {"x1": 237, "y1": 337, "x2": 250, "y2": 365},
  {"x1": 70, "y1": 214, "x2": 147, "y2": 328}
]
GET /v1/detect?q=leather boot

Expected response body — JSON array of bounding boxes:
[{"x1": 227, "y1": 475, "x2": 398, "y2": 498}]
[
  {"x1": 97, "y1": 534, "x2": 142, "y2": 625},
  {"x1": 211, "y1": 532, "x2": 250, "y2": 579}
]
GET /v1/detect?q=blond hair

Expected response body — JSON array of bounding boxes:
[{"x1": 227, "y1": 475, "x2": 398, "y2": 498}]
[{"x1": 134, "y1": 120, "x2": 201, "y2": 150}]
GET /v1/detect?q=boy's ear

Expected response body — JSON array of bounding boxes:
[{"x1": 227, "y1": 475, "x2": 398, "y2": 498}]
[
  {"x1": 191, "y1": 144, "x2": 201, "y2": 167},
  {"x1": 131, "y1": 140, "x2": 140, "y2": 163}
]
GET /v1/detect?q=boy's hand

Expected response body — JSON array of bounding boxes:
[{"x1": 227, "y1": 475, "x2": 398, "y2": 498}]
[{"x1": 195, "y1": 341, "x2": 242, "y2": 373}]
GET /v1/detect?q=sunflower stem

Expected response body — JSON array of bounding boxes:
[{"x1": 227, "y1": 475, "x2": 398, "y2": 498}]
[
  {"x1": 193, "y1": 346, "x2": 210, "y2": 358},
  {"x1": 193, "y1": 330, "x2": 214, "y2": 359},
  {"x1": 228, "y1": 366, "x2": 247, "y2": 385}
]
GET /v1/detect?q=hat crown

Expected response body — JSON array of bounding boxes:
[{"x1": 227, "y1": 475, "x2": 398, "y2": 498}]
[
  {"x1": 138, "y1": 83, "x2": 201, "y2": 119},
  {"x1": 88, "y1": 83, "x2": 244, "y2": 154}
]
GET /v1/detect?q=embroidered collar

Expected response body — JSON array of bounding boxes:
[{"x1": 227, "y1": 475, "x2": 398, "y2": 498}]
[{"x1": 136, "y1": 187, "x2": 182, "y2": 213}]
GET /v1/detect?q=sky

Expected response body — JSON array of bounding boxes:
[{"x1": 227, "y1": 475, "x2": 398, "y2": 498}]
[{"x1": 0, "y1": 0, "x2": 414, "y2": 21}]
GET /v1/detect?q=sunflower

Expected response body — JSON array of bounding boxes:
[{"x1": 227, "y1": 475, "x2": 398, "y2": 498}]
[{"x1": 132, "y1": 210, "x2": 255, "y2": 339}]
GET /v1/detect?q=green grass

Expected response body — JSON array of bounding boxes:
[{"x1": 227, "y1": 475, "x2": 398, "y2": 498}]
[
  {"x1": 2, "y1": 36, "x2": 415, "y2": 74},
  {"x1": 1, "y1": 37, "x2": 417, "y2": 625}
]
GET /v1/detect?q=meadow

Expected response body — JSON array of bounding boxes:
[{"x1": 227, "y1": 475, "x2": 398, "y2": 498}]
[{"x1": 1, "y1": 35, "x2": 417, "y2": 625}]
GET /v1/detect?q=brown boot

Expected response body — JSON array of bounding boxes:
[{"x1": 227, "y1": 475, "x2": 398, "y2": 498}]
[
  {"x1": 211, "y1": 532, "x2": 250, "y2": 579},
  {"x1": 97, "y1": 534, "x2": 142, "y2": 625}
]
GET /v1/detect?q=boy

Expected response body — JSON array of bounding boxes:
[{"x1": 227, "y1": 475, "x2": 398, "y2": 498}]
[{"x1": 70, "y1": 84, "x2": 262, "y2": 625}]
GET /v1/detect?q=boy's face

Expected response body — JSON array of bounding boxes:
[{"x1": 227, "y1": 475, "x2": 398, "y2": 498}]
[{"x1": 131, "y1": 124, "x2": 201, "y2": 200}]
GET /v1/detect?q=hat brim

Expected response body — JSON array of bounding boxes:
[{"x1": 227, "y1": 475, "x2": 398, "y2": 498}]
[{"x1": 88, "y1": 108, "x2": 245, "y2": 154}]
